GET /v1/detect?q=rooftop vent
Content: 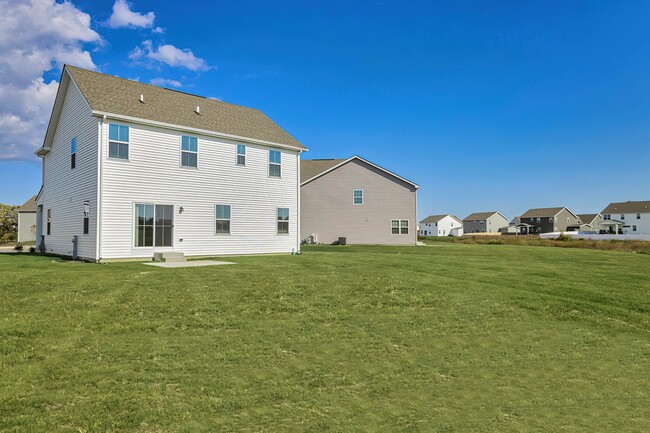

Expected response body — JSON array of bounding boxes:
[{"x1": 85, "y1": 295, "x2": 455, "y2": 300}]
[
  {"x1": 139, "y1": 94, "x2": 144, "y2": 103},
  {"x1": 195, "y1": 105, "x2": 200, "y2": 114}
]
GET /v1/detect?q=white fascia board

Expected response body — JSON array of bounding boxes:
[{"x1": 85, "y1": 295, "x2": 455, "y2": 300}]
[
  {"x1": 91, "y1": 110, "x2": 307, "y2": 153},
  {"x1": 301, "y1": 155, "x2": 420, "y2": 189}
]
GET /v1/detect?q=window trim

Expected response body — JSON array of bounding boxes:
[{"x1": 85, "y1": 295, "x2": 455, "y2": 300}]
[
  {"x1": 47, "y1": 209, "x2": 51, "y2": 235},
  {"x1": 215, "y1": 204, "x2": 231, "y2": 235},
  {"x1": 269, "y1": 149, "x2": 282, "y2": 178},
  {"x1": 277, "y1": 207, "x2": 289, "y2": 235},
  {"x1": 236, "y1": 144, "x2": 246, "y2": 166},
  {"x1": 353, "y1": 189, "x2": 364, "y2": 205},
  {"x1": 83, "y1": 200, "x2": 90, "y2": 235},
  {"x1": 180, "y1": 135, "x2": 199, "y2": 169},
  {"x1": 132, "y1": 203, "x2": 174, "y2": 248},
  {"x1": 108, "y1": 123, "x2": 130, "y2": 160}
]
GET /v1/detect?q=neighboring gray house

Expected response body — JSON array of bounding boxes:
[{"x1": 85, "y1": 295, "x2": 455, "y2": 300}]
[
  {"x1": 300, "y1": 156, "x2": 419, "y2": 245},
  {"x1": 519, "y1": 207, "x2": 581, "y2": 234},
  {"x1": 462, "y1": 211, "x2": 509, "y2": 234},
  {"x1": 17, "y1": 195, "x2": 37, "y2": 243},
  {"x1": 576, "y1": 214, "x2": 604, "y2": 234}
]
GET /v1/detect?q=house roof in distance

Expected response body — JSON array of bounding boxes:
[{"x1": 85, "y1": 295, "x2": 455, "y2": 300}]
[
  {"x1": 577, "y1": 214, "x2": 599, "y2": 225},
  {"x1": 420, "y1": 214, "x2": 462, "y2": 224},
  {"x1": 64, "y1": 65, "x2": 305, "y2": 150},
  {"x1": 601, "y1": 200, "x2": 650, "y2": 214},
  {"x1": 463, "y1": 211, "x2": 502, "y2": 221},
  {"x1": 18, "y1": 195, "x2": 37, "y2": 212},
  {"x1": 300, "y1": 156, "x2": 419, "y2": 188},
  {"x1": 520, "y1": 207, "x2": 567, "y2": 218}
]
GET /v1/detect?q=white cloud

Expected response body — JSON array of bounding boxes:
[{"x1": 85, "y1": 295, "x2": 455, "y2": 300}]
[
  {"x1": 106, "y1": 0, "x2": 155, "y2": 29},
  {"x1": 0, "y1": 0, "x2": 101, "y2": 161},
  {"x1": 152, "y1": 26, "x2": 164, "y2": 34},
  {"x1": 130, "y1": 40, "x2": 210, "y2": 71},
  {"x1": 150, "y1": 77, "x2": 182, "y2": 88}
]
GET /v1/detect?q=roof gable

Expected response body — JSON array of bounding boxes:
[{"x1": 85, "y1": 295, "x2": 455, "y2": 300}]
[
  {"x1": 463, "y1": 211, "x2": 505, "y2": 222},
  {"x1": 420, "y1": 214, "x2": 461, "y2": 224},
  {"x1": 300, "y1": 155, "x2": 419, "y2": 188},
  {"x1": 18, "y1": 195, "x2": 37, "y2": 212},
  {"x1": 521, "y1": 207, "x2": 568, "y2": 218},
  {"x1": 58, "y1": 65, "x2": 305, "y2": 150}
]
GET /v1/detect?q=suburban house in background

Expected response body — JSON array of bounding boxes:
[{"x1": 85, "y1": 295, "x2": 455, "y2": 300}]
[
  {"x1": 462, "y1": 211, "x2": 509, "y2": 234},
  {"x1": 17, "y1": 195, "x2": 37, "y2": 243},
  {"x1": 35, "y1": 65, "x2": 306, "y2": 261},
  {"x1": 601, "y1": 200, "x2": 650, "y2": 234},
  {"x1": 300, "y1": 156, "x2": 419, "y2": 245},
  {"x1": 419, "y1": 214, "x2": 463, "y2": 237},
  {"x1": 576, "y1": 214, "x2": 604, "y2": 234},
  {"x1": 518, "y1": 207, "x2": 581, "y2": 234}
]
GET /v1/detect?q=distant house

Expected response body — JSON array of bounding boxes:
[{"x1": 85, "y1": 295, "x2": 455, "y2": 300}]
[
  {"x1": 419, "y1": 214, "x2": 463, "y2": 237},
  {"x1": 519, "y1": 207, "x2": 581, "y2": 234},
  {"x1": 300, "y1": 156, "x2": 419, "y2": 245},
  {"x1": 462, "y1": 211, "x2": 509, "y2": 234},
  {"x1": 601, "y1": 200, "x2": 650, "y2": 234},
  {"x1": 35, "y1": 65, "x2": 306, "y2": 260},
  {"x1": 576, "y1": 214, "x2": 604, "y2": 234},
  {"x1": 17, "y1": 195, "x2": 37, "y2": 243}
]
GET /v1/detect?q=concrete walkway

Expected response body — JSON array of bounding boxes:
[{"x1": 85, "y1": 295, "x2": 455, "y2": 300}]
[{"x1": 143, "y1": 260, "x2": 235, "y2": 268}]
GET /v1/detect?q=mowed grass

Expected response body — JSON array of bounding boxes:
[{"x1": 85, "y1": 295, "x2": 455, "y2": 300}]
[{"x1": 1, "y1": 245, "x2": 649, "y2": 432}]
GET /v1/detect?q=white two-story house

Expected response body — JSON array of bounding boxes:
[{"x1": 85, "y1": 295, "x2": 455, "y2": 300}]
[
  {"x1": 35, "y1": 65, "x2": 307, "y2": 261},
  {"x1": 419, "y1": 214, "x2": 463, "y2": 237},
  {"x1": 601, "y1": 200, "x2": 650, "y2": 234}
]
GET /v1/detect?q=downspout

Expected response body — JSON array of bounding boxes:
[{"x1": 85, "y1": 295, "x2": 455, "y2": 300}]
[
  {"x1": 414, "y1": 185, "x2": 418, "y2": 245},
  {"x1": 95, "y1": 115, "x2": 105, "y2": 261},
  {"x1": 296, "y1": 151, "x2": 301, "y2": 253}
]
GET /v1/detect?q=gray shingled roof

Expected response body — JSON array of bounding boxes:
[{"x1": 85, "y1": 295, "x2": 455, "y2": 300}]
[
  {"x1": 300, "y1": 159, "x2": 347, "y2": 183},
  {"x1": 520, "y1": 207, "x2": 566, "y2": 218},
  {"x1": 420, "y1": 214, "x2": 461, "y2": 224},
  {"x1": 18, "y1": 195, "x2": 37, "y2": 212},
  {"x1": 601, "y1": 200, "x2": 650, "y2": 214},
  {"x1": 577, "y1": 214, "x2": 598, "y2": 225},
  {"x1": 66, "y1": 65, "x2": 305, "y2": 149},
  {"x1": 463, "y1": 211, "x2": 498, "y2": 221}
]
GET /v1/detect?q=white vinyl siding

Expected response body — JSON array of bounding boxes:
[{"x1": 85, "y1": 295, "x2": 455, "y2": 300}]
[
  {"x1": 99, "y1": 121, "x2": 300, "y2": 259},
  {"x1": 38, "y1": 77, "x2": 98, "y2": 260}
]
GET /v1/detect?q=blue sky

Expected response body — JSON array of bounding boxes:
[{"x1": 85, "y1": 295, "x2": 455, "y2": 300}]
[{"x1": 1, "y1": 1, "x2": 649, "y2": 220}]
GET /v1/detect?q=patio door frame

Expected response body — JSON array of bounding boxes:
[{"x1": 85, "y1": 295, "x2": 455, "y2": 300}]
[{"x1": 133, "y1": 203, "x2": 175, "y2": 249}]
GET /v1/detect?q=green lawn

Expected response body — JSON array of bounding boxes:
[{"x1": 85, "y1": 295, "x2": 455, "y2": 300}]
[{"x1": 1, "y1": 245, "x2": 649, "y2": 432}]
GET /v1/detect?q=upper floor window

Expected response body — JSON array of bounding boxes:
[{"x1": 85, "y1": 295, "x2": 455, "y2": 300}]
[
  {"x1": 71, "y1": 137, "x2": 77, "y2": 169},
  {"x1": 277, "y1": 208, "x2": 289, "y2": 234},
  {"x1": 604, "y1": 214, "x2": 611, "y2": 220},
  {"x1": 637, "y1": 213, "x2": 641, "y2": 219},
  {"x1": 215, "y1": 204, "x2": 231, "y2": 235},
  {"x1": 353, "y1": 189, "x2": 363, "y2": 205},
  {"x1": 536, "y1": 217, "x2": 540, "y2": 223},
  {"x1": 108, "y1": 124, "x2": 129, "y2": 160},
  {"x1": 567, "y1": 217, "x2": 570, "y2": 223},
  {"x1": 269, "y1": 150, "x2": 281, "y2": 177},
  {"x1": 237, "y1": 144, "x2": 246, "y2": 166},
  {"x1": 181, "y1": 135, "x2": 198, "y2": 167},
  {"x1": 548, "y1": 217, "x2": 553, "y2": 223},
  {"x1": 621, "y1": 214, "x2": 625, "y2": 220}
]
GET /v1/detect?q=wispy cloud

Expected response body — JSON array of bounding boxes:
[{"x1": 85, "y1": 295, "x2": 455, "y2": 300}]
[
  {"x1": 150, "y1": 77, "x2": 182, "y2": 87},
  {"x1": 130, "y1": 40, "x2": 210, "y2": 71},
  {"x1": 0, "y1": 0, "x2": 101, "y2": 161},
  {"x1": 106, "y1": 0, "x2": 155, "y2": 29}
]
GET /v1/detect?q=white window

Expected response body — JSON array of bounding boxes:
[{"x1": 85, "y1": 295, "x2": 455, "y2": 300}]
[
  {"x1": 548, "y1": 217, "x2": 553, "y2": 223},
  {"x1": 236, "y1": 144, "x2": 246, "y2": 166},
  {"x1": 277, "y1": 208, "x2": 289, "y2": 234},
  {"x1": 353, "y1": 189, "x2": 363, "y2": 205},
  {"x1": 71, "y1": 137, "x2": 77, "y2": 169},
  {"x1": 391, "y1": 219, "x2": 409, "y2": 235},
  {"x1": 269, "y1": 150, "x2": 281, "y2": 177},
  {"x1": 621, "y1": 214, "x2": 625, "y2": 220},
  {"x1": 536, "y1": 217, "x2": 540, "y2": 223},
  {"x1": 181, "y1": 135, "x2": 198, "y2": 167},
  {"x1": 633, "y1": 225, "x2": 637, "y2": 231},
  {"x1": 215, "y1": 205, "x2": 231, "y2": 234},
  {"x1": 108, "y1": 124, "x2": 129, "y2": 159},
  {"x1": 134, "y1": 204, "x2": 173, "y2": 247},
  {"x1": 83, "y1": 200, "x2": 90, "y2": 235},
  {"x1": 604, "y1": 214, "x2": 611, "y2": 220},
  {"x1": 637, "y1": 213, "x2": 641, "y2": 219}
]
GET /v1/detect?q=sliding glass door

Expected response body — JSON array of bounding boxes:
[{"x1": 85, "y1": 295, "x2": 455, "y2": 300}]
[{"x1": 135, "y1": 204, "x2": 173, "y2": 247}]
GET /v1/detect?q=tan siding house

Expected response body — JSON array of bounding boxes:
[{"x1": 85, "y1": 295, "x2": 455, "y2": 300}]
[{"x1": 301, "y1": 156, "x2": 418, "y2": 245}]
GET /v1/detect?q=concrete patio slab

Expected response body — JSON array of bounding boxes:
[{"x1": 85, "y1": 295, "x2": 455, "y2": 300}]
[{"x1": 143, "y1": 260, "x2": 235, "y2": 268}]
